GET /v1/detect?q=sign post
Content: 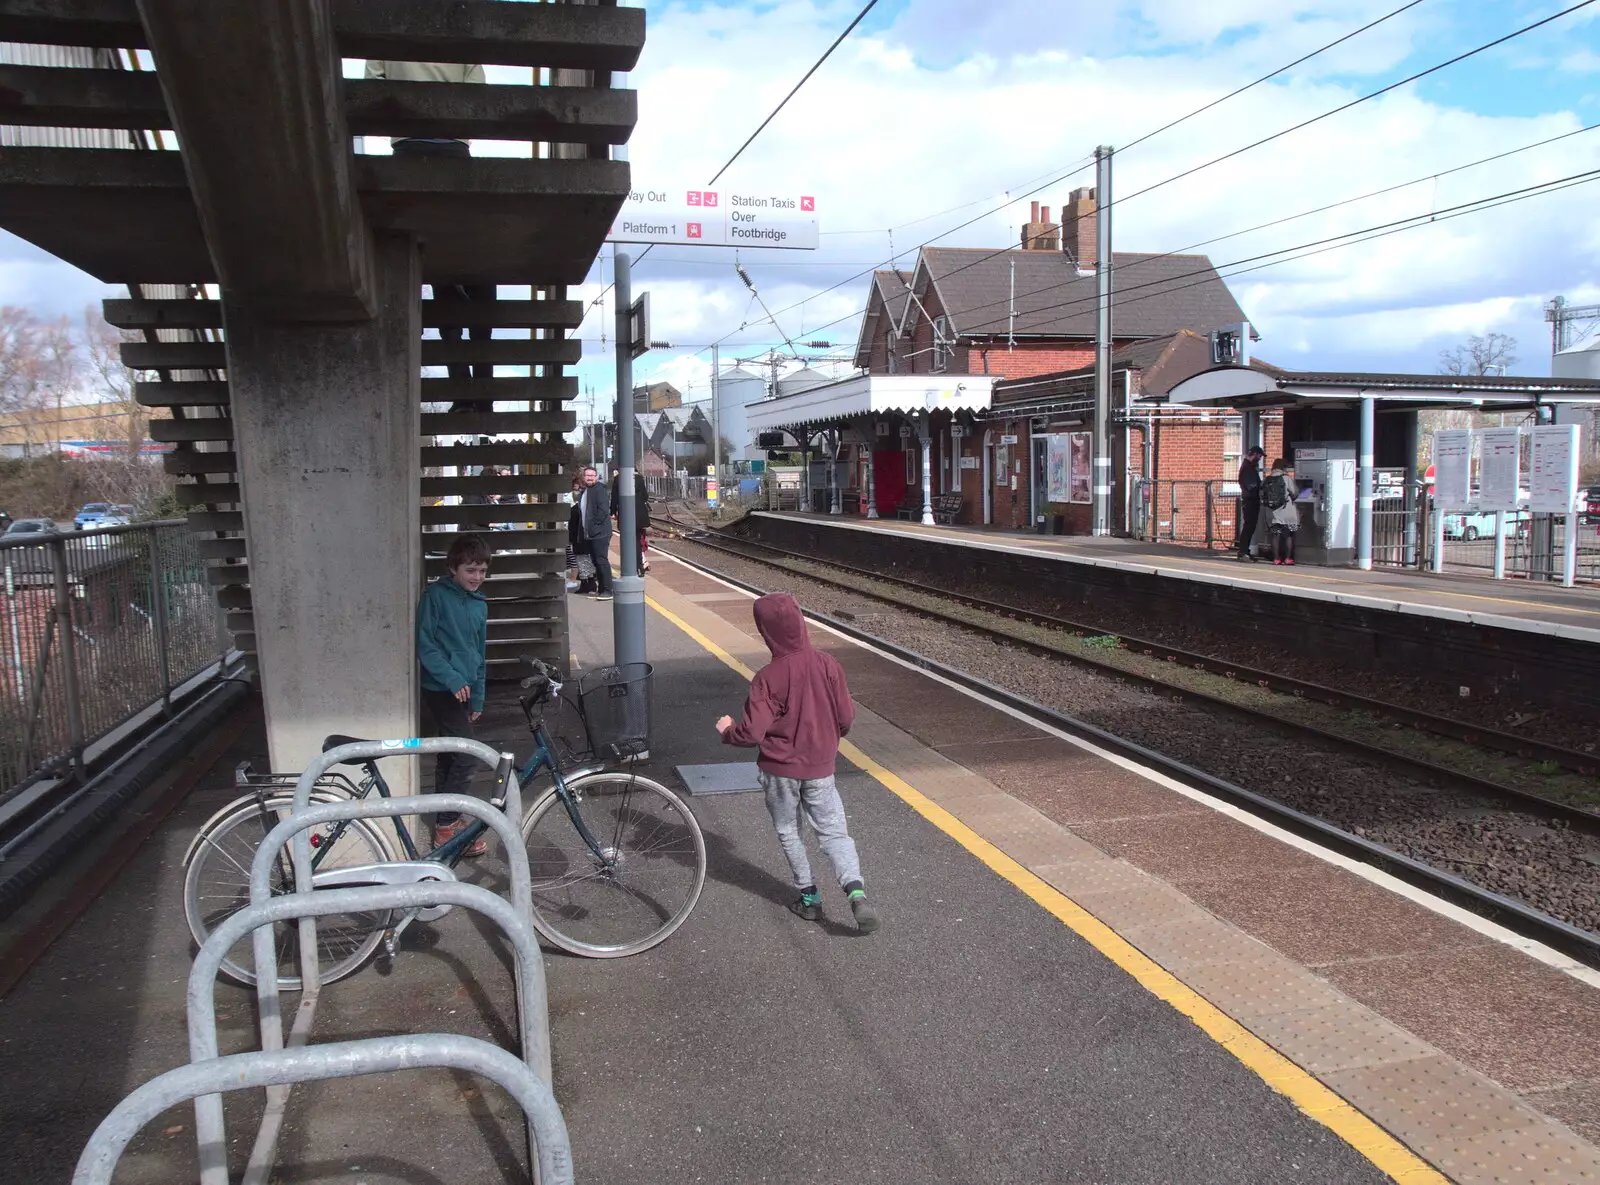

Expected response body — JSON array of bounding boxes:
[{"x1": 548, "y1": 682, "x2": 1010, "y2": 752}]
[
  {"x1": 611, "y1": 247, "x2": 645, "y2": 668},
  {"x1": 1430, "y1": 430, "x2": 1472, "y2": 573},
  {"x1": 1477, "y1": 426, "x2": 1520, "y2": 580},
  {"x1": 1529, "y1": 423, "x2": 1580, "y2": 586}
]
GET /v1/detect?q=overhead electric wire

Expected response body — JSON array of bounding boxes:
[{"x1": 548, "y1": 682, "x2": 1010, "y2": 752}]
[
  {"x1": 779, "y1": 167, "x2": 1600, "y2": 345},
  {"x1": 707, "y1": 0, "x2": 882, "y2": 187},
  {"x1": 819, "y1": 0, "x2": 1428, "y2": 239},
  {"x1": 700, "y1": 0, "x2": 1437, "y2": 349},
  {"x1": 703, "y1": 0, "x2": 1593, "y2": 355},
  {"x1": 907, "y1": 121, "x2": 1600, "y2": 333},
  {"x1": 1108, "y1": 0, "x2": 1598, "y2": 213}
]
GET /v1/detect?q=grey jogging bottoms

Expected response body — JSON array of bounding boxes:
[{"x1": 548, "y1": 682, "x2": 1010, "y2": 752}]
[{"x1": 760, "y1": 771, "x2": 863, "y2": 891}]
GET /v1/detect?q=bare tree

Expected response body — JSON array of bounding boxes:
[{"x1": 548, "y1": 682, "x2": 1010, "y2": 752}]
[
  {"x1": 1438, "y1": 333, "x2": 1518, "y2": 377},
  {"x1": 82, "y1": 306, "x2": 148, "y2": 459}
]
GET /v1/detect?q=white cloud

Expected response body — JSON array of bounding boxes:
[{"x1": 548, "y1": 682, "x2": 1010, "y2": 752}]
[{"x1": 3, "y1": 0, "x2": 1596, "y2": 395}]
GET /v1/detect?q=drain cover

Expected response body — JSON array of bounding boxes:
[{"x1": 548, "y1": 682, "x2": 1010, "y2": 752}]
[{"x1": 677, "y1": 763, "x2": 764, "y2": 796}]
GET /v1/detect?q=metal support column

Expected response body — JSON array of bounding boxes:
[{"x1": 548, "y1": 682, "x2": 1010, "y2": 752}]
[
  {"x1": 49, "y1": 537, "x2": 85, "y2": 777},
  {"x1": 1092, "y1": 144, "x2": 1115, "y2": 536},
  {"x1": 919, "y1": 415, "x2": 935, "y2": 526},
  {"x1": 711, "y1": 343, "x2": 722, "y2": 515},
  {"x1": 1356, "y1": 394, "x2": 1375, "y2": 570},
  {"x1": 146, "y1": 530, "x2": 173, "y2": 712},
  {"x1": 611, "y1": 246, "x2": 645, "y2": 667},
  {"x1": 1402, "y1": 411, "x2": 1419, "y2": 568},
  {"x1": 828, "y1": 429, "x2": 842, "y2": 514},
  {"x1": 866, "y1": 435, "x2": 879, "y2": 519}
]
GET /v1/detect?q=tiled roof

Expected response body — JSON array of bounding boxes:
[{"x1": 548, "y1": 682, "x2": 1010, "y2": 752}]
[{"x1": 922, "y1": 248, "x2": 1247, "y2": 339}]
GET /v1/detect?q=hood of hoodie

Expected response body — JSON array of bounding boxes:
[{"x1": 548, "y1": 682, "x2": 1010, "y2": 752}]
[{"x1": 753, "y1": 593, "x2": 810, "y2": 657}]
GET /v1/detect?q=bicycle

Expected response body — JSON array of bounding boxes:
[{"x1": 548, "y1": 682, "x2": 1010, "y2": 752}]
[{"x1": 182, "y1": 661, "x2": 708, "y2": 988}]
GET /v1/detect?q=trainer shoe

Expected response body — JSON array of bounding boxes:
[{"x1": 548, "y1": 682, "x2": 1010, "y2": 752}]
[
  {"x1": 788, "y1": 889, "x2": 822, "y2": 922},
  {"x1": 597, "y1": 592, "x2": 614, "y2": 601},
  {"x1": 848, "y1": 889, "x2": 880, "y2": 934}
]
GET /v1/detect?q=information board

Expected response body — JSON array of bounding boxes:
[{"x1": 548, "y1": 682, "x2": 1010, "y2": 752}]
[
  {"x1": 1528, "y1": 423, "x2": 1579, "y2": 513},
  {"x1": 1431, "y1": 430, "x2": 1473, "y2": 511},
  {"x1": 1476, "y1": 427, "x2": 1521, "y2": 512},
  {"x1": 608, "y1": 186, "x2": 819, "y2": 249}
]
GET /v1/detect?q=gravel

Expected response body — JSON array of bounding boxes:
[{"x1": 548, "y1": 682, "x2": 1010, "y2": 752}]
[{"x1": 664, "y1": 534, "x2": 1600, "y2": 938}]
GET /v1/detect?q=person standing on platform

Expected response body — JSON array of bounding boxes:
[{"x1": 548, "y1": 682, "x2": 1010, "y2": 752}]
[
  {"x1": 611, "y1": 469, "x2": 652, "y2": 576},
  {"x1": 1264, "y1": 459, "x2": 1300, "y2": 566},
  {"x1": 364, "y1": 57, "x2": 493, "y2": 412},
  {"x1": 715, "y1": 592, "x2": 880, "y2": 934},
  {"x1": 1235, "y1": 445, "x2": 1265, "y2": 561},
  {"x1": 416, "y1": 533, "x2": 490, "y2": 857},
  {"x1": 577, "y1": 465, "x2": 614, "y2": 600}
]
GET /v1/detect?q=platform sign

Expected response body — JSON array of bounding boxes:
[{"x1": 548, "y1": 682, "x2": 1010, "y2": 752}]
[
  {"x1": 608, "y1": 186, "x2": 819, "y2": 250},
  {"x1": 1431, "y1": 430, "x2": 1472, "y2": 511},
  {"x1": 1528, "y1": 423, "x2": 1579, "y2": 513},
  {"x1": 1477, "y1": 427, "x2": 1521, "y2": 513}
]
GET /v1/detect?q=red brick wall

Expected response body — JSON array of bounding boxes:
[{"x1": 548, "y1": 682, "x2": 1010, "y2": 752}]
[
  {"x1": 1150, "y1": 414, "x2": 1285, "y2": 484},
  {"x1": 968, "y1": 344, "x2": 1095, "y2": 378}
]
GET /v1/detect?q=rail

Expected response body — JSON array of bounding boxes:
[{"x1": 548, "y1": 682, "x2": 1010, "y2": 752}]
[{"x1": 0, "y1": 520, "x2": 230, "y2": 797}]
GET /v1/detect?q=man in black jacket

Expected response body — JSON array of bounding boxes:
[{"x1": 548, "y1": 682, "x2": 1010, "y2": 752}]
[
  {"x1": 1235, "y1": 446, "x2": 1265, "y2": 561},
  {"x1": 577, "y1": 465, "x2": 614, "y2": 599}
]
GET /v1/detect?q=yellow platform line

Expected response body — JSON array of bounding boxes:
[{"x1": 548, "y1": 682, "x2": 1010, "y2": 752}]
[{"x1": 647, "y1": 592, "x2": 1446, "y2": 1185}]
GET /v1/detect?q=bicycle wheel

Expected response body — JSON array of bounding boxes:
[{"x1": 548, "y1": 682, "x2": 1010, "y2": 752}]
[
  {"x1": 520, "y1": 771, "x2": 707, "y2": 958},
  {"x1": 183, "y1": 798, "x2": 395, "y2": 989}
]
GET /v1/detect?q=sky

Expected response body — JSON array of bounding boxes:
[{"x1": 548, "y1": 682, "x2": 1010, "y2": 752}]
[{"x1": 1, "y1": 0, "x2": 1597, "y2": 412}]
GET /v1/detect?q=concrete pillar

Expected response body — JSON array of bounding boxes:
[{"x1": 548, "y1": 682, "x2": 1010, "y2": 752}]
[
  {"x1": 225, "y1": 233, "x2": 422, "y2": 791},
  {"x1": 919, "y1": 414, "x2": 935, "y2": 526},
  {"x1": 1357, "y1": 394, "x2": 1375, "y2": 571}
]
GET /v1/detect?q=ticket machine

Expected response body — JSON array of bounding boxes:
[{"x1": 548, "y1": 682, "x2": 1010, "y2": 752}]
[{"x1": 1291, "y1": 442, "x2": 1357, "y2": 565}]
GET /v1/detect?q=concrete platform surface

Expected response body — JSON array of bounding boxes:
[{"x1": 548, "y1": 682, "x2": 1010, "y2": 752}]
[
  {"x1": 755, "y1": 512, "x2": 1600, "y2": 641},
  {"x1": 0, "y1": 567, "x2": 1594, "y2": 1182}
]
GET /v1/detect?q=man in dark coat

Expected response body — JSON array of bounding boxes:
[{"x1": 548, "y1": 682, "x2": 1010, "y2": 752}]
[{"x1": 1236, "y1": 446, "x2": 1265, "y2": 562}]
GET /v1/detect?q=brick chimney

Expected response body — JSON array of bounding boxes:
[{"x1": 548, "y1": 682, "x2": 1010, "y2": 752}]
[
  {"x1": 1061, "y1": 186, "x2": 1097, "y2": 270},
  {"x1": 1021, "y1": 201, "x2": 1060, "y2": 251}
]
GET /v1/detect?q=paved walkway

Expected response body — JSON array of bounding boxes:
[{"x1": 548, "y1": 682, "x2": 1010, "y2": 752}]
[
  {"x1": 759, "y1": 512, "x2": 1600, "y2": 639},
  {"x1": 0, "y1": 566, "x2": 1596, "y2": 1182}
]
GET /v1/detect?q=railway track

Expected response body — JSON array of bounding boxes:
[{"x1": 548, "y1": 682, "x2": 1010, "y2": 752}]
[
  {"x1": 658, "y1": 510, "x2": 1599, "y2": 836},
  {"x1": 653, "y1": 519, "x2": 1600, "y2": 968}
]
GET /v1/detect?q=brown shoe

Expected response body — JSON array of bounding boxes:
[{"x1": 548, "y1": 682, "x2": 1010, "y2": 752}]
[{"x1": 432, "y1": 818, "x2": 488, "y2": 858}]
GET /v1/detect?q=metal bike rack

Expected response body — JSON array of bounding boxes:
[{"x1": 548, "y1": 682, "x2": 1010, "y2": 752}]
[
  {"x1": 171, "y1": 738, "x2": 547, "y2": 1185},
  {"x1": 189, "y1": 879, "x2": 551, "y2": 1185},
  {"x1": 72, "y1": 1034, "x2": 572, "y2": 1185}
]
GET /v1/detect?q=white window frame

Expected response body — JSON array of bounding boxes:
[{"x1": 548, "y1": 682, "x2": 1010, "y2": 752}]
[{"x1": 932, "y1": 315, "x2": 950, "y2": 373}]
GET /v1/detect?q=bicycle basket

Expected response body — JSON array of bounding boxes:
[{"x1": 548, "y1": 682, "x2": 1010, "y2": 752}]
[{"x1": 574, "y1": 662, "x2": 653, "y2": 760}]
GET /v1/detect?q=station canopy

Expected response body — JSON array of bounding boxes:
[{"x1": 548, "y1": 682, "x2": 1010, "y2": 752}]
[
  {"x1": 745, "y1": 373, "x2": 995, "y2": 433},
  {"x1": 1162, "y1": 365, "x2": 1600, "y2": 412}
]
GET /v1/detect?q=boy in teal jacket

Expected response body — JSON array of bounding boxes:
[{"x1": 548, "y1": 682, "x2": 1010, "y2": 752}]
[{"x1": 417, "y1": 534, "x2": 490, "y2": 854}]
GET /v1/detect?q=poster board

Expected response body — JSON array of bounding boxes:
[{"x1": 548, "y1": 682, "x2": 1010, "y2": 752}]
[
  {"x1": 1431, "y1": 430, "x2": 1472, "y2": 512},
  {"x1": 1046, "y1": 434, "x2": 1070, "y2": 502},
  {"x1": 1476, "y1": 427, "x2": 1521, "y2": 513},
  {"x1": 1528, "y1": 423, "x2": 1580, "y2": 513},
  {"x1": 1069, "y1": 433, "x2": 1092, "y2": 504}
]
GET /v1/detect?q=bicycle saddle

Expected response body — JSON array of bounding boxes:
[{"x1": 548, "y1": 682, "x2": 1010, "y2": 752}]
[{"x1": 322, "y1": 734, "x2": 374, "y2": 753}]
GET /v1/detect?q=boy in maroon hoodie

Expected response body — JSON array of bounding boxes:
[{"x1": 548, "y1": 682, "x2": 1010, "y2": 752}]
[{"x1": 716, "y1": 592, "x2": 880, "y2": 933}]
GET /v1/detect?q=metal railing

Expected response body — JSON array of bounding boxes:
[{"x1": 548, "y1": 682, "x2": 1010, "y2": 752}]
[
  {"x1": 0, "y1": 520, "x2": 230, "y2": 796},
  {"x1": 1138, "y1": 479, "x2": 1240, "y2": 550}
]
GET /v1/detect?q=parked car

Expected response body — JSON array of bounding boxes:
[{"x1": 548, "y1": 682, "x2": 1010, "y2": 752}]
[
  {"x1": 1442, "y1": 508, "x2": 1527, "y2": 541},
  {"x1": 1581, "y1": 486, "x2": 1600, "y2": 526},
  {"x1": 73, "y1": 502, "x2": 112, "y2": 529},
  {"x1": 2, "y1": 517, "x2": 57, "y2": 538}
]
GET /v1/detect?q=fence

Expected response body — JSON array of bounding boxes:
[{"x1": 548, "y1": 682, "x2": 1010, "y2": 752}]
[
  {"x1": 1138, "y1": 480, "x2": 1241, "y2": 550},
  {"x1": 0, "y1": 521, "x2": 229, "y2": 796}
]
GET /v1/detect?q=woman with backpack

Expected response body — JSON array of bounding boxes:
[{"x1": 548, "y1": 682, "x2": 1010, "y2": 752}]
[{"x1": 1263, "y1": 459, "x2": 1300, "y2": 566}]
